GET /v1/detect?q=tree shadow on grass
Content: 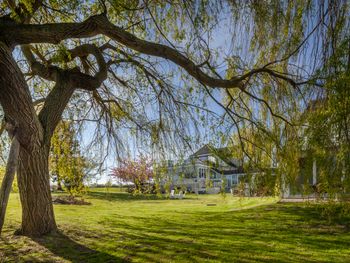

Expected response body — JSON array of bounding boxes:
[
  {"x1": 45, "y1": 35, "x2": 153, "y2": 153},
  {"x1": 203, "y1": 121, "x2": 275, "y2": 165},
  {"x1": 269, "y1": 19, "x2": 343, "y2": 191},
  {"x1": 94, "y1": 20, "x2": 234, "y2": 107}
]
[
  {"x1": 94, "y1": 203, "x2": 350, "y2": 262},
  {"x1": 270, "y1": 202, "x2": 350, "y2": 229},
  {"x1": 86, "y1": 191, "x2": 195, "y2": 202},
  {"x1": 32, "y1": 231, "x2": 124, "y2": 263},
  {"x1": 86, "y1": 191, "x2": 166, "y2": 202}
]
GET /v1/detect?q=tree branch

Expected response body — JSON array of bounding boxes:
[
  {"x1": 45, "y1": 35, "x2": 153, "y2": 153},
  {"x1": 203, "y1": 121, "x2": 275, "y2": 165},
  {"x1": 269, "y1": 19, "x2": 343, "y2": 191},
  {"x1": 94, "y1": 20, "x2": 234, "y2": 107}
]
[
  {"x1": 21, "y1": 43, "x2": 108, "y2": 142},
  {"x1": 1, "y1": 13, "x2": 306, "y2": 91},
  {"x1": 1, "y1": 14, "x2": 245, "y2": 89},
  {"x1": 22, "y1": 43, "x2": 107, "y2": 91}
]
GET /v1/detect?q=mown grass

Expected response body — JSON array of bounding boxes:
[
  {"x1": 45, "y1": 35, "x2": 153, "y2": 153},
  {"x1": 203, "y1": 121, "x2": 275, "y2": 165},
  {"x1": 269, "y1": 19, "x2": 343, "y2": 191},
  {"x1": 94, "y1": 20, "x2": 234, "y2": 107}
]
[{"x1": 0, "y1": 189, "x2": 349, "y2": 262}]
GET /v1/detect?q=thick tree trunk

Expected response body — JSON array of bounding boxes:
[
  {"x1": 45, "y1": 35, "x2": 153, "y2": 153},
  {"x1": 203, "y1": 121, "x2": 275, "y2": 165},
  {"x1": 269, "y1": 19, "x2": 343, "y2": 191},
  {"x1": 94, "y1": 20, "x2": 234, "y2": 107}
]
[
  {"x1": 0, "y1": 42, "x2": 56, "y2": 236},
  {"x1": 16, "y1": 146, "x2": 57, "y2": 236}
]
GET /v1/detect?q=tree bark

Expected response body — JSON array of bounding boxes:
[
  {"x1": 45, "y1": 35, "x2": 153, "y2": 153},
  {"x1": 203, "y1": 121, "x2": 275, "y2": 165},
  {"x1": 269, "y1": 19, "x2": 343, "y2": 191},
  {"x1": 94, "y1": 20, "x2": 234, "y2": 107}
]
[
  {"x1": 0, "y1": 41, "x2": 57, "y2": 236},
  {"x1": 16, "y1": 145, "x2": 57, "y2": 236},
  {"x1": 0, "y1": 42, "x2": 43, "y2": 150},
  {"x1": 0, "y1": 136, "x2": 20, "y2": 234}
]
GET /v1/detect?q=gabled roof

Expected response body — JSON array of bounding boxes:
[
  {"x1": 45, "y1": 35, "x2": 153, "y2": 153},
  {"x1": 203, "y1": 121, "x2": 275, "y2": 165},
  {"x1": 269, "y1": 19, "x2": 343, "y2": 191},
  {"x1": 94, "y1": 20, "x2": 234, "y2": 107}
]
[
  {"x1": 214, "y1": 147, "x2": 239, "y2": 167},
  {"x1": 191, "y1": 144, "x2": 213, "y2": 156},
  {"x1": 190, "y1": 144, "x2": 240, "y2": 169}
]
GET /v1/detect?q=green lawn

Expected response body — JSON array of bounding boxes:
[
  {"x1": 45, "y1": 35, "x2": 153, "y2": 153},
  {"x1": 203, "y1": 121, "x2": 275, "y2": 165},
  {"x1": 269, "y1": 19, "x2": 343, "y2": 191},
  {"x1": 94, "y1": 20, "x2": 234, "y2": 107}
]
[{"x1": 0, "y1": 189, "x2": 349, "y2": 263}]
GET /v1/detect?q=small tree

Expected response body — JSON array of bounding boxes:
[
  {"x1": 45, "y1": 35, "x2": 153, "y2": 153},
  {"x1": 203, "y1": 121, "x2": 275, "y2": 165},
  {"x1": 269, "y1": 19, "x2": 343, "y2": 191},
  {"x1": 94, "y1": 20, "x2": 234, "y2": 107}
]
[
  {"x1": 50, "y1": 121, "x2": 94, "y2": 196},
  {"x1": 111, "y1": 157, "x2": 153, "y2": 194}
]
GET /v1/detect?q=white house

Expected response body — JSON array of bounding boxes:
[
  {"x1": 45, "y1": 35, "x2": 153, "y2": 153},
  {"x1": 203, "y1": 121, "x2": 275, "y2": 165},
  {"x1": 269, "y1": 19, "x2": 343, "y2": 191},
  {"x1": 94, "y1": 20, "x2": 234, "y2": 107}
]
[{"x1": 156, "y1": 145, "x2": 245, "y2": 194}]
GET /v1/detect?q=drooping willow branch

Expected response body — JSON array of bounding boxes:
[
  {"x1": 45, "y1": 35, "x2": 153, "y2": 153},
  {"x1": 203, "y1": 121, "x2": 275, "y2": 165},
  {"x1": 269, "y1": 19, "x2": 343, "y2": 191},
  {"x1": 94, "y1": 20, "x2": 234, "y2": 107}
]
[{"x1": 1, "y1": 13, "x2": 302, "y2": 91}]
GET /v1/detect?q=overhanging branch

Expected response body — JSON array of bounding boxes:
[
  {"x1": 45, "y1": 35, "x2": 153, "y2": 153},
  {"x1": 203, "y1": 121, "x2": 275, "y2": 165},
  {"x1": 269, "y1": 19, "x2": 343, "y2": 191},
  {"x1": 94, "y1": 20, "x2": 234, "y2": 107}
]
[{"x1": 0, "y1": 14, "x2": 244, "y2": 89}]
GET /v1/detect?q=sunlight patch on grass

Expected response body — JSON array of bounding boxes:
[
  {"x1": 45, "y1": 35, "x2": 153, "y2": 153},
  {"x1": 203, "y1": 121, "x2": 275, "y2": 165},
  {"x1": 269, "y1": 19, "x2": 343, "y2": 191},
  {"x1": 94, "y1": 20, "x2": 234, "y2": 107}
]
[{"x1": 0, "y1": 191, "x2": 349, "y2": 262}]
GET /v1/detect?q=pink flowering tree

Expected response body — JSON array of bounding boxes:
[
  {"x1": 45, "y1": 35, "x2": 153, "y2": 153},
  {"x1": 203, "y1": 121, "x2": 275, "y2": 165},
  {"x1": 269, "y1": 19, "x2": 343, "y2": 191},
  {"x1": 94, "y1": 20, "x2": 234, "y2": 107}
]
[{"x1": 111, "y1": 156, "x2": 154, "y2": 194}]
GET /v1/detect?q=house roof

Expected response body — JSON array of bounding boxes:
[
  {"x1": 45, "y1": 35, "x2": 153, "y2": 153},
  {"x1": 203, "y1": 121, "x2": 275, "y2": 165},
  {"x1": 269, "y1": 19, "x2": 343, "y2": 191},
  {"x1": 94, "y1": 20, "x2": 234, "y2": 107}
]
[
  {"x1": 212, "y1": 167, "x2": 244, "y2": 175},
  {"x1": 191, "y1": 144, "x2": 212, "y2": 156},
  {"x1": 190, "y1": 144, "x2": 241, "y2": 169}
]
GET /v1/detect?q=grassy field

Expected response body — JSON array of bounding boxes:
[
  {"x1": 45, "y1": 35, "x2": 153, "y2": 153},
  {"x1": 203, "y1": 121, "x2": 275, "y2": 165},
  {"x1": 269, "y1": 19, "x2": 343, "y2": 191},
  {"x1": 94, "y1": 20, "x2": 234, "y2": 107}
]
[{"x1": 0, "y1": 189, "x2": 349, "y2": 263}]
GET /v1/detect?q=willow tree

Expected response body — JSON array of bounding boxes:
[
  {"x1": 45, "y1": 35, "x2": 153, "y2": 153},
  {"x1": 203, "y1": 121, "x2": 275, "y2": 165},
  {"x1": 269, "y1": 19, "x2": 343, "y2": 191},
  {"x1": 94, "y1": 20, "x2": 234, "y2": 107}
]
[
  {"x1": 221, "y1": 2, "x2": 350, "y2": 197},
  {"x1": 0, "y1": 0, "x2": 347, "y2": 236}
]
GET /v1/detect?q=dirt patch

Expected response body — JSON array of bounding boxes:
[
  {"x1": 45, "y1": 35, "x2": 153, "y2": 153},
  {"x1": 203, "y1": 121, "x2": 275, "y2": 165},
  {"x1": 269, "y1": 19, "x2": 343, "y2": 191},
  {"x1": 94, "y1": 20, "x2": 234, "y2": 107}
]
[{"x1": 52, "y1": 196, "x2": 91, "y2": 205}]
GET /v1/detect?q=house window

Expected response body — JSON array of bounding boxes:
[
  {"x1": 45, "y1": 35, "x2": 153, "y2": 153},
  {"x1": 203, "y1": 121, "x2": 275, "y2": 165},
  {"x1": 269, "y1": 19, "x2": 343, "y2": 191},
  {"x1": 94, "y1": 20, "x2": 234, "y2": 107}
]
[
  {"x1": 226, "y1": 177, "x2": 232, "y2": 187},
  {"x1": 232, "y1": 175, "x2": 238, "y2": 185},
  {"x1": 198, "y1": 168, "x2": 206, "y2": 178}
]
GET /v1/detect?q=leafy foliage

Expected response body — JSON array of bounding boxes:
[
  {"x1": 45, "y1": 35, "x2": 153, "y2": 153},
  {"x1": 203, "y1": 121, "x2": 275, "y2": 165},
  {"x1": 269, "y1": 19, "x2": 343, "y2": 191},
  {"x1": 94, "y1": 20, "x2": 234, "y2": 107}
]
[
  {"x1": 50, "y1": 121, "x2": 95, "y2": 196},
  {"x1": 222, "y1": 2, "x2": 350, "y2": 199},
  {"x1": 303, "y1": 38, "x2": 350, "y2": 198},
  {"x1": 111, "y1": 156, "x2": 154, "y2": 194}
]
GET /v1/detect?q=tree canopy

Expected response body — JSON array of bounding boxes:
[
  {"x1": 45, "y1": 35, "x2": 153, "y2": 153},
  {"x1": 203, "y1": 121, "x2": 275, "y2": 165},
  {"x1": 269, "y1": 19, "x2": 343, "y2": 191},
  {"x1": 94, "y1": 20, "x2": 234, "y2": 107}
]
[{"x1": 0, "y1": 0, "x2": 349, "y2": 236}]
